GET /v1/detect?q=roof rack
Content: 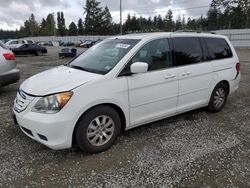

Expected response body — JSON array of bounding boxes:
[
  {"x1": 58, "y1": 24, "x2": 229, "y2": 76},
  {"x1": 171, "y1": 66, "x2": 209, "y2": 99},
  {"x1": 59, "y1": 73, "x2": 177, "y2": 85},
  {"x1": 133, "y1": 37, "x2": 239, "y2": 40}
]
[{"x1": 175, "y1": 30, "x2": 216, "y2": 34}]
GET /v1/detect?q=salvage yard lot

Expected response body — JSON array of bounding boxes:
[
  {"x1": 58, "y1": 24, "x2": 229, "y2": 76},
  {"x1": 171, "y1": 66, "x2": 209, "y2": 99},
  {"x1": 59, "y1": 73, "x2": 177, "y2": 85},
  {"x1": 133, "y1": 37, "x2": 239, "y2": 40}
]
[{"x1": 0, "y1": 47, "x2": 250, "y2": 187}]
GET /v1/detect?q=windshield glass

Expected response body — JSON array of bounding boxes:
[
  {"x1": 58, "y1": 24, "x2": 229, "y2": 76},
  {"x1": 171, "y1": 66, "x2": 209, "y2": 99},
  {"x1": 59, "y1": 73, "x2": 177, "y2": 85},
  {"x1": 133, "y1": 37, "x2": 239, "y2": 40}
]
[{"x1": 69, "y1": 39, "x2": 140, "y2": 75}]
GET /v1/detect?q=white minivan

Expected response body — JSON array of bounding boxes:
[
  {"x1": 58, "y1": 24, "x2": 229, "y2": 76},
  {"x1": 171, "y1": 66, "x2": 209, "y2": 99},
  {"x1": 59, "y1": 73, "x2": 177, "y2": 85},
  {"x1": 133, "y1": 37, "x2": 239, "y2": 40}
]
[{"x1": 13, "y1": 32, "x2": 241, "y2": 153}]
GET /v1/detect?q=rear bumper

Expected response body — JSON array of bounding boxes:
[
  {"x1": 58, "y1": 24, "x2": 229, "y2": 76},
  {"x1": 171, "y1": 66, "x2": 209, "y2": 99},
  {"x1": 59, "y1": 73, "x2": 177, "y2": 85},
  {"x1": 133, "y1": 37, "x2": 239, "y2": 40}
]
[
  {"x1": 229, "y1": 73, "x2": 241, "y2": 94},
  {"x1": 0, "y1": 68, "x2": 20, "y2": 86}
]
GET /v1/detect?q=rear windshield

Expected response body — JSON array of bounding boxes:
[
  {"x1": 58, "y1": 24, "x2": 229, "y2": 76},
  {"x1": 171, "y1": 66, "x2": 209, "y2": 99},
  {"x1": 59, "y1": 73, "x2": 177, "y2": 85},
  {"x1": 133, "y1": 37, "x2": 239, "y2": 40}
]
[{"x1": 0, "y1": 41, "x2": 9, "y2": 50}]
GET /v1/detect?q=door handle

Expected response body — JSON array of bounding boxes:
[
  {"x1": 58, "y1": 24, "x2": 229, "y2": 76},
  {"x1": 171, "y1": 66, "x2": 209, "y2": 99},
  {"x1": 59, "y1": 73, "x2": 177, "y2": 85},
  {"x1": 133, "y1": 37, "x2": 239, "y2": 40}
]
[
  {"x1": 181, "y1": 72, "x2": 191, "y2": 76},
  {"x1": 165, "y1": 75, "x2": 176, "y2": 79}
]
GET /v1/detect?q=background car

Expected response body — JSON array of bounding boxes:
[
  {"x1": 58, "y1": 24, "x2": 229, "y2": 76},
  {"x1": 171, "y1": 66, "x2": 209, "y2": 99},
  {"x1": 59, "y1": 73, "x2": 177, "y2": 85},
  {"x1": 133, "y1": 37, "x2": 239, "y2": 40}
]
[
  {"x1": 5, "y1": 39, "x2": 34, "y2": 50},
  {"x1": 0, "y1": 41, "x2": 20, "y2": 88},
  {"x1": 80, "y1": 40, "x2": 96, "y2": 48},
  {"x1": 62, "y1": 41, "x2": 75, "y2": 47},
  {"x1": 12, "y1": 43, "x2": 47, "y2": 56}
]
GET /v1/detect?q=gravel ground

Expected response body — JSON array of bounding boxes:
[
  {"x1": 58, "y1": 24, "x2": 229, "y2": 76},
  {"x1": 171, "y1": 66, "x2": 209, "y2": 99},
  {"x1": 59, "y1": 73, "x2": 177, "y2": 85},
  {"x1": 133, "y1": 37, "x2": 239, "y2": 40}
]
[{"x1": 0, "y1": 47, "x2": 249, "y2": 187}]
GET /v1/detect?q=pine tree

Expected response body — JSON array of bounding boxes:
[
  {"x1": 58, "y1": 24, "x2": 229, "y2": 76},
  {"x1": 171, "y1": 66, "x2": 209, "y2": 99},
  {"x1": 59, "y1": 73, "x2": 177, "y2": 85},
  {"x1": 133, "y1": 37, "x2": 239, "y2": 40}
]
[
  {"x1": 84, "y1": 0, "x2": 103, "y2": 35},
  {"x1": 57, "y1": 12, "x2": 66, "y2": 36},
  {"x1": 45, "y1": 14, "x2": 55, "y2": 36},
  {"x1": 68, "y1": 22, "x2": 78, "y2": 36},
  {"x1": 207, "y1": 8, "x2": 222, "y2": 30},
  {"x1": 175, "y1": 15, "x2": 182, "y2": 31},
  {"x1": 211, "y1": 0, "x2": 250, "y2": 28},
  {"x1": 157, "y1": 15, "x2": 164, "y2": 30},
  {"x1": 124, "y1": 14, "x2": 132, "y2": 32},
  {"x1": 147, "y1": 17, "x2": 153, "y2": 31},
  {"x1": 40, "y1": 18, "x2": 47, "y2": 36},
  {"x1": 100, "y1": 6, "x2": 113, "y2": 35},
  {"x1": 165, "y1": 9, "x2": 174, "y2": 31},
  {"x1": 29, "y1": 14, "x2": 39, "y2": 36},
  {"x1": 78, "y1": 18, "x2": 84, "y2": 35}
]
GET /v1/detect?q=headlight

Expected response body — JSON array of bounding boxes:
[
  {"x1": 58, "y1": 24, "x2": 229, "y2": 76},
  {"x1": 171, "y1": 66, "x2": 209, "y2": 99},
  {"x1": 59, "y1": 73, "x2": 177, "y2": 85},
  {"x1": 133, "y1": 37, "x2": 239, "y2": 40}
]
[{"x1": 32, "y1": 92, "x2": 73, "y2": 114}]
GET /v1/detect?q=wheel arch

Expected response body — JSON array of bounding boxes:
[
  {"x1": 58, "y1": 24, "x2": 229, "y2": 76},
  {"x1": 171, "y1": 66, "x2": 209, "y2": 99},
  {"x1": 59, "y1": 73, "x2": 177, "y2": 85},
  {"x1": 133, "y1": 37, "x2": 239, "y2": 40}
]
[
  {"x1": 219, "y1": 80, "x2": 230, "y2": 95},
  {"x1": 71, "y1": 103, "x2": 127, "y2": 147}
]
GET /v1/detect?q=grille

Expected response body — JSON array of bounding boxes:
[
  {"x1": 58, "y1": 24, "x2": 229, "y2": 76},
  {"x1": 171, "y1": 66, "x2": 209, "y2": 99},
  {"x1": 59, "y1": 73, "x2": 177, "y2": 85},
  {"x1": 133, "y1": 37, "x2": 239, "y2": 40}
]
[{"x1": 14, "y1": 90, "x2": 34, "y2": 113}]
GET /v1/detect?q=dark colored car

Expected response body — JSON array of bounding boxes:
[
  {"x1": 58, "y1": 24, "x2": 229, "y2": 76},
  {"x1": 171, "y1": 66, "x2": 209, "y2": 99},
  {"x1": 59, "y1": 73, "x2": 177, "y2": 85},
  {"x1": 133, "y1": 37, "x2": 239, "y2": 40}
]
[
  {"x1": 59, "y1": 48, "x2": 77, "y2": 58},
  {"x1": 12, "y1": 43, "x2": 47, "y2": 56},
  {"x1": 81, "y1": 40, "x2": 96, "y2": 48},
  {"x1": 43, "y1": 41, "x2": 53, "y2": 46},
  {"x1": 63, "y1": 42, "x2": 75, "y2": 47}
]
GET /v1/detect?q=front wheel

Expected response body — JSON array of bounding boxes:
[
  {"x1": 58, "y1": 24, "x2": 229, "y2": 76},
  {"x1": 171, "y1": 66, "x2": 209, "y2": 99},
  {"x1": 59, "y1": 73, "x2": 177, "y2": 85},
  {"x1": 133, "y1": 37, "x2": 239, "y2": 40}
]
[
  {"x1": 76, "y1": 106, "x2": 121, "y2": 153},
  {"x1": 208, "y1": 82, "x2": 228, "y2": 112}
]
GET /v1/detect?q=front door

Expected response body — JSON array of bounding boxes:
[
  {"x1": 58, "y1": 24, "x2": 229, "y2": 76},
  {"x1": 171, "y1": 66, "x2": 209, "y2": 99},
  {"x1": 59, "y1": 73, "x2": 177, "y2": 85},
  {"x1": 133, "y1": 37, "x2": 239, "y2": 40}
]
[{"x1": 126, "y1": 38, "x2": 178, "y2": 127}]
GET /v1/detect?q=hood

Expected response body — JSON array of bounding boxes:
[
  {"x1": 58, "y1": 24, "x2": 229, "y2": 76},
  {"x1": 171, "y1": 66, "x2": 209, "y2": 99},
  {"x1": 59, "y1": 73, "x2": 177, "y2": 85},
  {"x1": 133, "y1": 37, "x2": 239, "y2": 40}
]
[{"x1": 21, "y1": 65, "x2": 102, "y2": 96}]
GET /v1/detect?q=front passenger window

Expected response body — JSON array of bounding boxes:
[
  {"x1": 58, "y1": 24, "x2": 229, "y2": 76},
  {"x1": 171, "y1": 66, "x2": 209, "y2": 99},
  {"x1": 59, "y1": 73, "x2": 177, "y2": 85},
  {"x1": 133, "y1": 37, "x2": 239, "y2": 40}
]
[{"x1": 131, "y1": 38, "x2": 172, "y2": 71}]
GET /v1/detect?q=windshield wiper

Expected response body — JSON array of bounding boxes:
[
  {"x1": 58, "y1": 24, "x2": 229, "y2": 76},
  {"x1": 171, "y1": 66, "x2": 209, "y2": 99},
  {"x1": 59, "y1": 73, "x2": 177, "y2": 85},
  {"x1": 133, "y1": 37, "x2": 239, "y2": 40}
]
[{"x1": 69, "y1": 65, "x2": 91, "y2": 72}]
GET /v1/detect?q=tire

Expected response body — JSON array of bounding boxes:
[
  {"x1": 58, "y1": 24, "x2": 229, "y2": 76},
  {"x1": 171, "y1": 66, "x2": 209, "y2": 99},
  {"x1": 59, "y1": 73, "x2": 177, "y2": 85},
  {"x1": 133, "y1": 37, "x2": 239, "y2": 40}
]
[
  {"x1": 35, "y1": 51, "x2": 42, "y2": 56},
  {"x1": 76, "y1": 106, "x2": 121, "y2": 153},
  {"x1": 208, "y1": 82, "x2": 228, "y2": 112}
]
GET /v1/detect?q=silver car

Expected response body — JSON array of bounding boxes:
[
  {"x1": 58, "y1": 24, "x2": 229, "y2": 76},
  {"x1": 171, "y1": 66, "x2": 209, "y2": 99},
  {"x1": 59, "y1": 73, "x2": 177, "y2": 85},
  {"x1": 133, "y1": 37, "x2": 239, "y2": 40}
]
[{"x1": 0, "y1": 41, "x2": 20, "y2": 88}]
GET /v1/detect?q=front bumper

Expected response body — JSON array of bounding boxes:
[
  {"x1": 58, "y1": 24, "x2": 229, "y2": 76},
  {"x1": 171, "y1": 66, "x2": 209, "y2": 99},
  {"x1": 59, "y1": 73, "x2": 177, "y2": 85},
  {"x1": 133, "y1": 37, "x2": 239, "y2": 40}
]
[
  {"x1": 0, "y1": 68, "x2": 20, "y2": 86},
  {"x1": 13, "y1": 94, "x2": 75, "y2": 150}
]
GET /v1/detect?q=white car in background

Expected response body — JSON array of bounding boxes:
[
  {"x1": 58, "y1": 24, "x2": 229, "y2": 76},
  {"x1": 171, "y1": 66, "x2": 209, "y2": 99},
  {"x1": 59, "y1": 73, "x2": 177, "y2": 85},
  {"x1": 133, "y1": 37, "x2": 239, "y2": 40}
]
[
  {"x1": 0, "y1": 41, "x2": 20, "y2": 88},
  {"x1": 13, "y1": 32, "x2": 241, "y2": 153},
  {"x1": 5, "y1": 39, "x2": 34, "y2": 50}
]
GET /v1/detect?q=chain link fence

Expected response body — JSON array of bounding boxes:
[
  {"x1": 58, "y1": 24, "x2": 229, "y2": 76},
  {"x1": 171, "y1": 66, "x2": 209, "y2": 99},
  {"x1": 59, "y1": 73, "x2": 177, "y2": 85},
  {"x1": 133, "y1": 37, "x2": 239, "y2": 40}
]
[
  {"x1": 215, "y1": 29, "x2": 250, "y2": 48},
  {"x1": 22, "y1": 29, "x2": 250, "y2": 48}
]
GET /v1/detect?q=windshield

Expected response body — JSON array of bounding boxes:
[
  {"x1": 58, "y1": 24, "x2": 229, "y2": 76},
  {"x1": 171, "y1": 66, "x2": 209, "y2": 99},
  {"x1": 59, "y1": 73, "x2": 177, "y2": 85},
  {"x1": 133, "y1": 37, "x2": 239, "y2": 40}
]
[{"x1": 69, "y1": 39, "x2": 140, "y2": 75}]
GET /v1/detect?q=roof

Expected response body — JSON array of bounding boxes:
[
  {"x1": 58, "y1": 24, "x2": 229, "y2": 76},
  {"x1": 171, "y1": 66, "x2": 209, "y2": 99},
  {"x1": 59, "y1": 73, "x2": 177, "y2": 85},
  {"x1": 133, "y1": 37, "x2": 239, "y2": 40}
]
[{"x1": 109, "y1": 32, "x2": 227, "y2": 40}]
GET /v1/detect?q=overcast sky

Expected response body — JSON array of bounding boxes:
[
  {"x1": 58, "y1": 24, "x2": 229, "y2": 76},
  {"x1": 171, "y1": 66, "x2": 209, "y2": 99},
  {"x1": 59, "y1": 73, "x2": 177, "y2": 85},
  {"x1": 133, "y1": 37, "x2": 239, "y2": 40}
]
[{"x1": 0, "y1": 0, "x2": 212, "y2": 30}]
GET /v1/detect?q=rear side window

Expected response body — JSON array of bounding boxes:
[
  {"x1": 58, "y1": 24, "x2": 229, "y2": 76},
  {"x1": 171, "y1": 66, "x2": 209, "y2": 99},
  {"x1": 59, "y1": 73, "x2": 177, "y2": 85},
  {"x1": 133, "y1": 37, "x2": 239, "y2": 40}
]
[
  {"x1": 173, "y1": 37, "x2": 203, "y2": 66},
  {"x1": 205, "y1": 38, "x2": 233, "y2": 60},
  {"x1": 10, "y1": 41, "x2": 18, "y2": 45}
]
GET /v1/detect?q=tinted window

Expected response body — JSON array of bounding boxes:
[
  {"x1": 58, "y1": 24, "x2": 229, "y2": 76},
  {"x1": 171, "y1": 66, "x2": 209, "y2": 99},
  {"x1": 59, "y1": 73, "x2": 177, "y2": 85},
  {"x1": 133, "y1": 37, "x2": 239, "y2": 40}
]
[
  {"x1": 131, "y1": 38, "x2": 172, "y2": 71},
  {"x1": 205, "y1": 38, "x2": 233, "y2": 60},
  {"x1": 10, "y1": 41, "x2": 18, "y2": 45},
  {"x1": 30, "y1": 44, "x2": 38, "y2": 48},
  {"x1": 21, "y1": 44, "x2": 29, "y2": 48},
  {"x1": 173, "y1": 37, "x2": 203, "y2": 66}
]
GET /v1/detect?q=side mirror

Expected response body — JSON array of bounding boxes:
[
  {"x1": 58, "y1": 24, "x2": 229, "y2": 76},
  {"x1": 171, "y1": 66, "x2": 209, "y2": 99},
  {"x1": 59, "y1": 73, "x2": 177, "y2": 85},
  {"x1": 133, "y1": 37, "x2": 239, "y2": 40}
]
[{"x1": 130, "y1": 62, "x2": 148, "y2": 74}]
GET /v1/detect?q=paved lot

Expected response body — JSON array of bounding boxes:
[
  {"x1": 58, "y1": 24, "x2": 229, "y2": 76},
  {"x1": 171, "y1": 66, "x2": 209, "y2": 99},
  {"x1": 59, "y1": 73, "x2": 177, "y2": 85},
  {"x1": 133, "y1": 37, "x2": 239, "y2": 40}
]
[{"x1": 0, "y1": 47, "x2": 250, "y2": 187}]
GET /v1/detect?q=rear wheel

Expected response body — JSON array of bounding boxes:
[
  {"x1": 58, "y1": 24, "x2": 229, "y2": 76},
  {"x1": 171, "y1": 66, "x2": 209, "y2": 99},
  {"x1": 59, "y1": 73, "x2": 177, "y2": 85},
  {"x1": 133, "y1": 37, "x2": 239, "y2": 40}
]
[
  {"x1": 35, "y1": 51, "x2": 43, "y2": 56},
  {"x1": 76, "y1": 106, "x2": 121, "y2": 153},
  {"x1": 208, "y1": 82, "x2": 228, "y2": 112}
]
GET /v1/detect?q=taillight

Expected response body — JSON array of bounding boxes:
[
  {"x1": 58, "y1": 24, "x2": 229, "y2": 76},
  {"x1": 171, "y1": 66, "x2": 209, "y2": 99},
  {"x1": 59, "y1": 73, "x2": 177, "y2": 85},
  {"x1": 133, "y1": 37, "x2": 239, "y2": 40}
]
[
  {"x1": 236, "y1": 63, "x2": 240, "y2": 73},
  {"x1": 3, "y1": 53, "x2": 16, "y2": 60}
]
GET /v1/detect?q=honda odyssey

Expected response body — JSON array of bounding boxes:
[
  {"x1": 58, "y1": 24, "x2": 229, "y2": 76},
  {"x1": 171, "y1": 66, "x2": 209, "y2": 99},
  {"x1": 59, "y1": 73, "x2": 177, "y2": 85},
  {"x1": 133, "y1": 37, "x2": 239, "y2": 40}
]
[{"x1": 13, "y1": 32, "x2": 241, "y2": 153}]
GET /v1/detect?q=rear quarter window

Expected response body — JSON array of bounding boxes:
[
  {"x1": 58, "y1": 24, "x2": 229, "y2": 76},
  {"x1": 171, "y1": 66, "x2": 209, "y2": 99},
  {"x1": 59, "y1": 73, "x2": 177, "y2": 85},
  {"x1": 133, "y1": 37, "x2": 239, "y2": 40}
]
[{"x1": 205, "y1": 38, "x2": 233, "y2": 60}]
